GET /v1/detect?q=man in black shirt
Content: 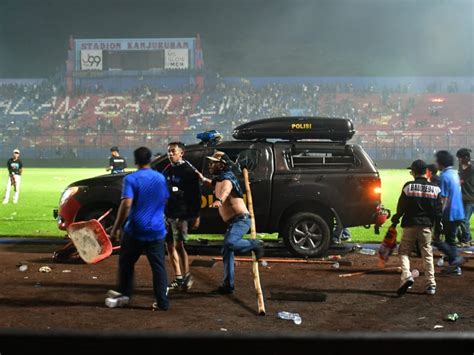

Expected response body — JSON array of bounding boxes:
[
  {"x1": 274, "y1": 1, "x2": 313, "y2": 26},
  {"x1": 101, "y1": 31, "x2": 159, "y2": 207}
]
[
  {"x1": 106, "y1": 147, "x2": 127, "y2": 174},
  {"x1": 163, "y1": 142, "x2": 201, "y2": 291},
  {"x1": 3, "y1": 149, "x2": 23, "y2": 204},
  {"x1": 391, "y1": 160, "x2": 443, "y2": 296},
  {"x1": 456, "y1": 148, "x2": 473, "y2": 246}
]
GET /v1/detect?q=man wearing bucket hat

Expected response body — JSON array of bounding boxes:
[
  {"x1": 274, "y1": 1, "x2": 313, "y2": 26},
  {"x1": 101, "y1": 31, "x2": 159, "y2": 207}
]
[
  {"x1": 391, "y1": 159, "x2": 443, "y2": 296},
  {"x1": 3, "y1": 149, "x2": 23, "y2": 204},
  {"x1": 197, "y1": 151, "x2": 263, "y2": 294}
]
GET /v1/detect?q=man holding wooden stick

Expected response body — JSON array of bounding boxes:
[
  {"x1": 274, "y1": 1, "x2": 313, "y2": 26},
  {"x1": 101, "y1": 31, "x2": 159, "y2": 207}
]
[{"x1": 197, "y1": 151, "x2": 263, "y2": 294}]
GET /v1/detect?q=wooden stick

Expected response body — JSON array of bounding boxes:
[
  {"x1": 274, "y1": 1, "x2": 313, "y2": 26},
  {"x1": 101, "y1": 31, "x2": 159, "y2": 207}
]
[
  {"x1": 243, "y1": 167, "x2": 265, "y2": 316},
  {"x1": 212, "y1": 256, "x2": 352, "y2": 266},
  {"x1": 338, "y1": 266, "x2": 401, "y2": 278}
]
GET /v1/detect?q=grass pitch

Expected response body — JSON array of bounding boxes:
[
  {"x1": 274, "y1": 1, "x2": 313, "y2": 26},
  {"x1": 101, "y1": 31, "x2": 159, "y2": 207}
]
[{"x1": 0, "y1": 168, "x2": 471, "y2": 243}]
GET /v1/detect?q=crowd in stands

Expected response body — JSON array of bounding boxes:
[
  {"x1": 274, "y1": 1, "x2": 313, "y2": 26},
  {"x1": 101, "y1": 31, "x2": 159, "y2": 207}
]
[{"x1": 0, "y1": 79, "x2": 472, "y2": 159}]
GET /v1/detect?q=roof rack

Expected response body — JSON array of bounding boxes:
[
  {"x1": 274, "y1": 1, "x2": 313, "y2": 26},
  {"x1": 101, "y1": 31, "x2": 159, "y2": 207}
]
[{"x1": 232, "y1": 117, "x2": 355, "y2": 143}]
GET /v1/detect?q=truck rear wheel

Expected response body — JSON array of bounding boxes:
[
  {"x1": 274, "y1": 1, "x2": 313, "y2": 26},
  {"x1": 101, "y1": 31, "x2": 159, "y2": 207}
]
[{"x1": 281, "y1": 212, "x2": 331, "y2": 257}]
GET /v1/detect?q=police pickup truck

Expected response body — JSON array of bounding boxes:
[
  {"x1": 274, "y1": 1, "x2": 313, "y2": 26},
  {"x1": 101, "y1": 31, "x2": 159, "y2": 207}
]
[{"x1": 54, "y1": 117, "x2": 387, "y2": 257}]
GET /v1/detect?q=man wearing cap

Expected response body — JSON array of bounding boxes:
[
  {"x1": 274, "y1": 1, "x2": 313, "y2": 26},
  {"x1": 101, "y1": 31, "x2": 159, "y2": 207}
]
[
  {"x1": 456, "y1": 148, "x2": 473, "y2": 246},
  {"x1": 197, "y1": 151, "x2": 263, "y2": 294},
  {"x1": 391, "y1": 160, "x2": 442, "y2": 296},
  {"x1": 106, "y1": 147, "x2": 127, "y2": 174},
  {"x1": 432, "y1": 150, "x2": 466, "y2": 275},
  {"x1": 3, "y1": 149, "x2": 23, "y2": 204}
]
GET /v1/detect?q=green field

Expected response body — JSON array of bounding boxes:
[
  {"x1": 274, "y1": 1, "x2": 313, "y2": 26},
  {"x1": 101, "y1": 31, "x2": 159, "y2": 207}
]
[{"x1": 0, "y1": 168, "x2": 471, "y2": 243}]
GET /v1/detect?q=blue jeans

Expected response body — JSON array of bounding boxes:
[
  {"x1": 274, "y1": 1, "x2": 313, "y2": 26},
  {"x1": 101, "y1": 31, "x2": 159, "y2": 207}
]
[
  {"x1": 222, "y1": 215, "x2": 257, "y2": 289},
  {"x1": 118, "y1": 234, "x2": 169, "y2": 309},
  {"x1": 459, "y1": 202, "x2": 473, "y2": 242},
  {"x1": 433, "y1": 220, "x2": 461, "y2": 264}
]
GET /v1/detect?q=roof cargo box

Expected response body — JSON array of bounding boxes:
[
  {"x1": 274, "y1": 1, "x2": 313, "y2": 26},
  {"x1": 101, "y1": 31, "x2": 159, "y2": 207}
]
[{"x1": 232, "y1": 117, "x2": 355, "y2": 142}]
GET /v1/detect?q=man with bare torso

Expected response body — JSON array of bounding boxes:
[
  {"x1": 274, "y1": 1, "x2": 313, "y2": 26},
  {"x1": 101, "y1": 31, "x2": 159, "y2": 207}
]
[{"x1": 197, "y1": 151, "x2": 263, "y2": 294}]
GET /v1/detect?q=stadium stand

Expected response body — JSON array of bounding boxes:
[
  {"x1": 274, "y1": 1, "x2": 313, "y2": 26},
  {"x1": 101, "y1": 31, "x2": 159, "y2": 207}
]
[{"x1": 0, "y1": 80, "x2": 472, "y2": 161}]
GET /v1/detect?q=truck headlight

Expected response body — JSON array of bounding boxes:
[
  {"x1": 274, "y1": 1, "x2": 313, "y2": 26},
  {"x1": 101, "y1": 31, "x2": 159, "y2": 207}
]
[{"x1": 60, "y1": 187, "x2": 79, "y2": 205}]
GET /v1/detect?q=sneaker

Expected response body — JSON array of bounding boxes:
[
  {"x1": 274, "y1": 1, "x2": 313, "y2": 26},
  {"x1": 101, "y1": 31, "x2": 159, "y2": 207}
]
[
  {"x1": 212, "y1": 285, "x2": 234, "y2": 295},
  {"x1": 167, "y1": 277, "x2": 184, "y2": 291},
  {"x1": 453, "y1": 266, "x2": 462, "y2": 276},
  {"x1": 425, "y1": 285, "x2": 436, "y2": 295},
  {"x1": 105, "y1": 295, "x2": 129, "y2": 308},
  {"x1": 152, "y1": 302, "x2": 169, "y2": 311},
  {"x1": 182, "y1": 273, "x2": 194, "y2": 291},
  {"x1": 397, "y1": 277, "x2": 414, "y2": 296}
]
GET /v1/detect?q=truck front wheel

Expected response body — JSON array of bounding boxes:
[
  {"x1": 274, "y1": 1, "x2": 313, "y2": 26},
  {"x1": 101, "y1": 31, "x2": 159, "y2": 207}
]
[{"x1": 281, "y1": 212, "x2": 331, "y2": 257}]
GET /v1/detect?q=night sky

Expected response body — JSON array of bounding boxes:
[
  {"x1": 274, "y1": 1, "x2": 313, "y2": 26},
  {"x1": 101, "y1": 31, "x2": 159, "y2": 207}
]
[{"x1": 0, "y1": 0, "x2": 472, "y2": 78}]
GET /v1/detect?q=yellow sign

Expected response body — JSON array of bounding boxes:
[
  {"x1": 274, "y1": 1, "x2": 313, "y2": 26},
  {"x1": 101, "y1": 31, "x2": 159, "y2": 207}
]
[{"x1": 291, "y1": 123, "x2": 312, "y2": 130}]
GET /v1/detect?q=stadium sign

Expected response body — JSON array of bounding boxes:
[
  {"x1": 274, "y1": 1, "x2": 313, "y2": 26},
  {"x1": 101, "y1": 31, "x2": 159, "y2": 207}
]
[
  {"x1": 165, "y1": 49, "x2": 189, "y2": 69},
  {"x1": 76, "y1": 38, "x2": 194, "y2": 52},
  {"x1": 81, "y1": 50, "x2": 103, "y2": 71}
]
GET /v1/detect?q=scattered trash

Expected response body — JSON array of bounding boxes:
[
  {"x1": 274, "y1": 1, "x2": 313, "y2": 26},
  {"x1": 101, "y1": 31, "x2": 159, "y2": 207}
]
[
  {"x1": 62, "y1": 270, "x2": 71, "y2": 273},
  {"x1": 417, "y1": 317, "x2": 426, "y2": 320},
  {"x1": 24, "y1": 276, "x2": 29, "y2": 279},
  {"x1": 277, "y1": 311, "x2": 302, "y2": 325},
  {"x1": 351, "y1": 244, "x2": 362, "y2": 252},
  {"x1": 326, "y1": 255, "x2": 342, "y2": 261},
  {"x1": 433, "y1": 325, "x2": 444, "y2": 329},
  {"x1": 445, "y1": 313, "x2": 459, "y2": 322},
  {"x1": 39, "y1": 266, "x2": 52, "y2": 273},
  {"x1": 332, "y1": 262, "x2": 340, "y2": 270},
  {"x1": 261, "y1": 260, "x2": 268, "y2": 267},
  {"x1": 463, "y1": 250, "x2": 473, "y2": 254},
  {"x1": 437, "y1": 256, "x2": 444, "y2": 267},
  {"x1": 220, "y1": 328, "x2": 228, "y2": 332},
  {"x1": 358, "y1": 248, "x2": 376, "y2": 256},
  {"x1": 18, "y1": 265, "x2": 28, "y2": 272},
  {"x1": 34, "y1": 282, "x2": 42, "y2": 288},
  {"x1": 411, "y1": 269, "x2": 419, "y2": 278},
  {"x1": 92, "y1": 276, "x2": 98, "y2": 279}
]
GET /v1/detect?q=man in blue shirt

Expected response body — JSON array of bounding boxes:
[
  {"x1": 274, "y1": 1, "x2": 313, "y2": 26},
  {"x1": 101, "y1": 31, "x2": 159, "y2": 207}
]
[
  {"x1": 433, "y1": 150, "x2": 466, "y2": 274},
  {"x1": 105, "y1": 147, "x2": 170, "y2": 310}
]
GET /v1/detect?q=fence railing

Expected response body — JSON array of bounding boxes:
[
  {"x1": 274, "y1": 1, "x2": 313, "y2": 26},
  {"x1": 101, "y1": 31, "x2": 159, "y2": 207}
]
[{"x1": 0, "y1": 133, "x2": 471, "y2": 161}]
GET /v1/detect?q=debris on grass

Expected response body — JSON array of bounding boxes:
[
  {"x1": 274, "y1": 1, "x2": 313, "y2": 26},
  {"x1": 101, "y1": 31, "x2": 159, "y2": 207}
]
[
  {"x1": 433, "y1": 325, "x2": 444, "y2": 329},
  {"x1": 62, "y1": 270, "x2": 71, "y2": 273},
  {"x1": 18, "y1": 265, "x2": 28, "y2": 272}
]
